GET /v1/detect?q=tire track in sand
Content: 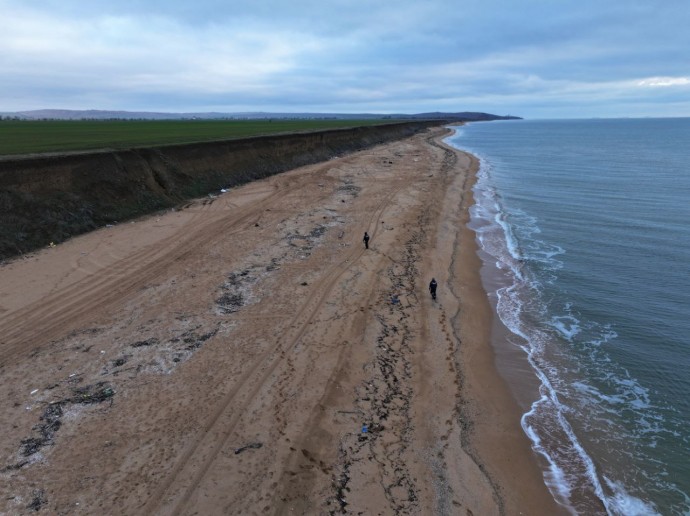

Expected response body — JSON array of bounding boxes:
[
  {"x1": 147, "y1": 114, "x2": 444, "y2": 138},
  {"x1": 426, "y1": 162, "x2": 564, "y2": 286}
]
[
  {"x1": 141, "y1": 180, "x2": 406, "y2": 515},
  {"x1": 0, "y1": 170, "x2": 333, "y2": 366}
]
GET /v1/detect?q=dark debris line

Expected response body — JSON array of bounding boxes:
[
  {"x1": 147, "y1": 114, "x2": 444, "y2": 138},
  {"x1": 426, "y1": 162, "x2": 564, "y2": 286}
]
[
  {"x1": 328, "y1": 216, "x2": 428, "y2": 514},
  {"x1": 17, "y1": 382, "x2": 115, "y2": 459},
  {"x1": 26, "y1": 489, "x2": 47, "y2": 512}
]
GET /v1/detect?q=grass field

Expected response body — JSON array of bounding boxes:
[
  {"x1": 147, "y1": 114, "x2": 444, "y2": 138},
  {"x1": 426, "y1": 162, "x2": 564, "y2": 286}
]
[{"x1": 0, "y1": 119, "x2": 395, "y2": 156}]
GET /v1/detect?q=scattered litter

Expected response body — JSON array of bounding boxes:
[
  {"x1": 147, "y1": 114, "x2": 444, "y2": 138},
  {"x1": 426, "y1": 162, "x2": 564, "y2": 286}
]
[
  {"x1": 361, "y1": 425, "x2": 368, "y2": 433},
  {"x1": 70, "y1": 382, "x2": 115, "y2": 404},
  {"x1": 390, "y1": 294, "x2": 400, "y2": 305},
  {"x1": 220, "y1": 188, "x2": 228, "y2": 193},
  {"x1": 30, "y1": 389, "x2": 38, "y2": 395},
  {"x1": 49, "y1": 242, "x2": 56, "y2": 248},
  {"x1": 234, "y1": 442, "x2": 263, "y2": 454}
]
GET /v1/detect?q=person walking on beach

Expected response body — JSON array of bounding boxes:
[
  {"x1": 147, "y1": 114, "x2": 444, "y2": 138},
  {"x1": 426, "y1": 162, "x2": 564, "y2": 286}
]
[
  {"x1": 429, "y1": 278, "x2": 438, "y2": 300},
  {"x1": 363, "y1": 231, "x2": 370, "y2": 249}
]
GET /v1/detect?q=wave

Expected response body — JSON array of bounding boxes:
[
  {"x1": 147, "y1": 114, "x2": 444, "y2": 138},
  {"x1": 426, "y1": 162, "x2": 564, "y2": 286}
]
[{"x1": 460, "y1": 149, "x2": 676, "y2": 515}]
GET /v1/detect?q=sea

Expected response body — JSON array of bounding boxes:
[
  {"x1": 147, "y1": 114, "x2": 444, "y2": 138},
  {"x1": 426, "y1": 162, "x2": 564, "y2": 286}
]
[{"x1": 445, "y1": 118, "x2": 690, "y2": 515}]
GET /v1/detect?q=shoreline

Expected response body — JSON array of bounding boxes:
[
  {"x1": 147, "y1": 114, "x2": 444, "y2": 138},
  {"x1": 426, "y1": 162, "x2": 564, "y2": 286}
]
[
  {"x1": 446, "y1": 124, "x2": 633, "y2": 514},
  {"x1": 435, "y1": 135, "x2": 564, "y2": 514},
  {"x1": 0, "y1": 128, "x2": 561, "y2": 514}
]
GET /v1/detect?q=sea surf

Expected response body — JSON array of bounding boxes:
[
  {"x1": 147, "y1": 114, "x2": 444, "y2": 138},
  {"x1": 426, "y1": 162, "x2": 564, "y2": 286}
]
[{"x1": 446, "y1": 118, "x2": 690, "y2": 515}]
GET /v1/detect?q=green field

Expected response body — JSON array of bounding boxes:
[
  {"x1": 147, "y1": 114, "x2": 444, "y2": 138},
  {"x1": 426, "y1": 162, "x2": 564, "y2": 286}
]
[{"x1": 0, "y1": 119, "x2": 395, "y2": 156}]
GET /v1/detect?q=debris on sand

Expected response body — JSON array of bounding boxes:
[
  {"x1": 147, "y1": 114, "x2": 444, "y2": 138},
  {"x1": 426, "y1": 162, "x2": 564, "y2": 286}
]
[
  {"x1": 234, "y1": 442, "x2": 263, "y2": 455},
  {"x1": 216, "y1": 267, "x2": 261, "y2": 314},
  {"x1": 181, "y1": 329, "x2": 218, "y2": 351},
  {"x1": 16, "y1": 382, "x2": 116, "y2": 461},
  {"x1": 26, "y1": 489, "x2": 47, "y2": 512},
  {"x1": 112, "y1": 356, "x2": 128, "y2": 367},
  {"x1": 69, "y1": 382, "x2": 115, "y2": 404},
  {"x1": 20, "y1": 403, "x2": 64, "y2": 457},
  {"x1": 216, "y1": 292, "x2": 245, "y2": 314},
  {"x1": 131, "y1": 337, "x2": 159, "y2": 348},
  {"x1": 336, "y1": 180, "x2": 361, "y2": 197},
  {"x1": 0, "y1": 461, "x2": 29, "y2": 473}
]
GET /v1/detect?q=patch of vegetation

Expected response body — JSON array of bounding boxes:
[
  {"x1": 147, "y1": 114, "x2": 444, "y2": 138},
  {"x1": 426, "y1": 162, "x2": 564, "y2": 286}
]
[{"x1": 0, "y1": 119, "x2": 393, "y2": 156}]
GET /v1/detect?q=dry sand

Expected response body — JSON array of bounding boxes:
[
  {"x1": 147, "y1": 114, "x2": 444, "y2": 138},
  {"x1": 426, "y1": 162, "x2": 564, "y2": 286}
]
[{"x1": 0, "y1": 128, "x2": 564, "y2": 515}]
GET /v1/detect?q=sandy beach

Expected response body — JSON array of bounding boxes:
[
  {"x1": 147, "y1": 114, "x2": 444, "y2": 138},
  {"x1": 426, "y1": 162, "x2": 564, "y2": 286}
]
[{"x1": 0, "y1": 127, "x2": 563, "y2": 515}]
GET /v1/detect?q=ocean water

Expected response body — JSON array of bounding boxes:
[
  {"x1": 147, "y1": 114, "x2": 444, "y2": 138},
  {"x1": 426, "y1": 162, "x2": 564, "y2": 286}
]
[{"x1": 446, "y1": 119, "x2": 690, "y2": 515}]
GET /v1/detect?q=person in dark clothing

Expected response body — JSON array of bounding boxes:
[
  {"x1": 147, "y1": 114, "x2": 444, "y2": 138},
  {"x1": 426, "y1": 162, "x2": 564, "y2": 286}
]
[
  {"x1": 363, "y1": 231, "x2": 370, "y2": 249},
  {"x1": 429, "y1": 278, "x2": 438, "y2": 300}
]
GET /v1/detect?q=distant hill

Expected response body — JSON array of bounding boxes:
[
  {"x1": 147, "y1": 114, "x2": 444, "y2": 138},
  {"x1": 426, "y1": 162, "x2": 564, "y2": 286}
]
[
  {"x1": 406, "y1": 111, "x2": 521, "y2": 121},
  {"x1": 0, "y1": 109, "x2": 521, "y2": 122}
]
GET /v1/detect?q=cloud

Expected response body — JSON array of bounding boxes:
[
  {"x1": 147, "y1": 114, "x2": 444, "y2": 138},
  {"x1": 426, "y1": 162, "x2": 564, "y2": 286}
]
[
  {"x1": 637, "y1": 77, "x2": 690, "y2": 87},
  {"x1": 1, "y1": 0, "x2": 689, "y2": 116}
]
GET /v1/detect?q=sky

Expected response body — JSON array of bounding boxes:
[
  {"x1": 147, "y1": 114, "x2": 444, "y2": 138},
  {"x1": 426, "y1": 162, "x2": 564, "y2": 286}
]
[{"x1": 1, "y1": 0, "x2": 689, "y2": 118}]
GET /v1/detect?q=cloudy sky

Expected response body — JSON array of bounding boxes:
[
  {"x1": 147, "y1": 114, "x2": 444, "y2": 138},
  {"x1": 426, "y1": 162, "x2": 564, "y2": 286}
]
[{"x1": 1, "y1": 0, "x2": 688, "y2": 118}]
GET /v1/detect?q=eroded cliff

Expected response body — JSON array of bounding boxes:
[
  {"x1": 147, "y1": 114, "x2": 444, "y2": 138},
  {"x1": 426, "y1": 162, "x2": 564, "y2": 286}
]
[{"x1": 0, "y1": 121, "x2": 441, "y2": 260}]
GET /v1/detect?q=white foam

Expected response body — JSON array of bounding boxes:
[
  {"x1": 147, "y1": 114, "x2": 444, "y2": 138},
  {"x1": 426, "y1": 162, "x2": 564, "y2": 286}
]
[
  {"x1": 549, "y1": 315, "x2": 581, "y2": 341},
  {"x1": 523, "y1": 415, "x2": 577, "y2": 514},
  {"x1": 466, "y1": 154, "x2": 628, "y2": 514},
  {"x1": 604, "y1": 477, "x2": 660, "y2": 515}
]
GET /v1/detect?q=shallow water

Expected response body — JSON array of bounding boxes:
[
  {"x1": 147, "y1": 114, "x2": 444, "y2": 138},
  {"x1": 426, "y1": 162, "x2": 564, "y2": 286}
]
[{"x1": 446, "y1": 118, "x2": 690, "y2": 515}]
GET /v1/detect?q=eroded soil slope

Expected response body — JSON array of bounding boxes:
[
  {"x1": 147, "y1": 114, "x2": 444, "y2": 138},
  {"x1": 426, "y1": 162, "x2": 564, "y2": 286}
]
[{"x1": 0, "y1": 122, "x2": 437, "y2": 260}]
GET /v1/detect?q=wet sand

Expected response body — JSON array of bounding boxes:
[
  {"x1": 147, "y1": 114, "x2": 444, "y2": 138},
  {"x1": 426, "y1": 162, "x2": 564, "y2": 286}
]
[{"x1": 0, "y1": 127, "x2": 564, "y2": 514}]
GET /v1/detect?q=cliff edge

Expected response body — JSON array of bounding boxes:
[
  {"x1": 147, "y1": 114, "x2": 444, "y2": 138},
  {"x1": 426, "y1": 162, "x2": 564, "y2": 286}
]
[{"x1": 0, "y1": 121, "x2": 441, "y2": 260}]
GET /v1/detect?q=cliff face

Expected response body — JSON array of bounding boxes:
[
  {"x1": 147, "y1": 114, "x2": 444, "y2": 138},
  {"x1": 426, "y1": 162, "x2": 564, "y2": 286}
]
[{"x1": 0, "y1": 121, "x2": 440, "y2": 260}]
